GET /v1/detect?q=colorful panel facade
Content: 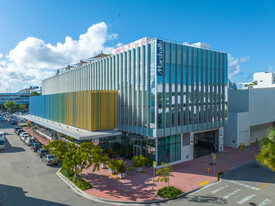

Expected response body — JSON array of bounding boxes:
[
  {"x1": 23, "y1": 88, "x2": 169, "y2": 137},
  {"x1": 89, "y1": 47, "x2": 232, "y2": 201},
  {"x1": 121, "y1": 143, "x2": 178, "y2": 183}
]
[{"x1": 29, "y1": 90, "x2": 118, "y2": 131}]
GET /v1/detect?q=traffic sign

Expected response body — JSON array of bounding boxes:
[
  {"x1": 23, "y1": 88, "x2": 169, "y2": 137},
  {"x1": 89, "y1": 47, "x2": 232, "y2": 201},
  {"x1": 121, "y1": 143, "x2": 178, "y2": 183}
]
[{"x1": 212, "y1": 153, "x2": 216, "y2": 161}]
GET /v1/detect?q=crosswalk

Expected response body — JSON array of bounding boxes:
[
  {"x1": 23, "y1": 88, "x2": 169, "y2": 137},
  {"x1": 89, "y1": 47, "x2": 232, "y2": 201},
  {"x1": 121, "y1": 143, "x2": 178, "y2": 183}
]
[{"x1": 207, "y1": 181, "x2": 273, "y2": 206}]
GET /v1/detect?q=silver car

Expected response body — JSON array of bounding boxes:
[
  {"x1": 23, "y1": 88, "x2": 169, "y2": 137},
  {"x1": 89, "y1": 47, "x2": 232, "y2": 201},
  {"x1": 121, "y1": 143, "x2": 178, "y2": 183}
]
[{"x1": 42, "y1": 154, "x2": 58, "y2": 166}]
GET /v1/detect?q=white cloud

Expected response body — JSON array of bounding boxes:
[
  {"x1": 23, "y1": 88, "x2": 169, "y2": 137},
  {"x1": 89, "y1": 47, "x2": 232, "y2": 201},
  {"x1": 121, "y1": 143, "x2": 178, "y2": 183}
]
[
  {"x1": 228, "y1": 54, "x2": 250, "y2": 79},
  {"x1": 267, "y1": 67, "x2": 272, "y2": 72},
  {"x1": 0, "y1": 22, "x2": 120, "y2": 92},
  {"x1": 0, "y1": 53, "x2": 3, "y2": 59}
]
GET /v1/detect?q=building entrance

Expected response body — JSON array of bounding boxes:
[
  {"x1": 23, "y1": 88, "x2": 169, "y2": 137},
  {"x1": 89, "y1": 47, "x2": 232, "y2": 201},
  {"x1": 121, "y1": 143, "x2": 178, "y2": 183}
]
[
  {"x1": 194, "y1": 130, "x2": 218, "y2": 158},
  {"x1": 133, "y1": 144, "x2": 141, "y2": 156}
]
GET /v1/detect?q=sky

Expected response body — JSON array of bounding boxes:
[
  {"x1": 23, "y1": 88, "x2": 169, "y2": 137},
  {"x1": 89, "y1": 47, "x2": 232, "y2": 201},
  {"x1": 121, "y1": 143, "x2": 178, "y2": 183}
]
[{"x1": 0, "y1": 0, "x2": 274, "y2": 92}]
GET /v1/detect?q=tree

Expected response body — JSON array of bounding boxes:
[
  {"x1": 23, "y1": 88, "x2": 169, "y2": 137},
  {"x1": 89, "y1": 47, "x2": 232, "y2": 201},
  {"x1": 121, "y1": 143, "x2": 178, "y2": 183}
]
[
  {"x1": 256, "y1": 127, "x2": 275, "y2": 171},
  {"x1": 19, "y1": 104, "x2": 26, "y2": 111},
  {"x1": 31, "y1": 91, "x2": 40, "y2": 96},
  {"x1": 156, "y1": 163, "x2": 174, "y2": 186},
  {"x1": 4, "y1": 101, "x2": 17, "y2": 113},
  {"x1": 44, "y1": 140, "x2": 104, "y2": 180}
]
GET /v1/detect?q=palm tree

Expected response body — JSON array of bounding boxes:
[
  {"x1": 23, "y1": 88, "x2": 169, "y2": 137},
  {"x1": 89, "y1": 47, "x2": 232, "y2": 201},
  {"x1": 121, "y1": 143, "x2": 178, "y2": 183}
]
[{"x1": 256, "y1": 127, "x2": 275, "y2": 171}]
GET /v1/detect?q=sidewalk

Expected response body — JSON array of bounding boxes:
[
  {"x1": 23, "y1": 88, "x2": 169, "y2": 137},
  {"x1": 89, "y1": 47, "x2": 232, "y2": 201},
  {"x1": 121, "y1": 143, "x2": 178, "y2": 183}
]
[
  {"x1": 81, "y1": 145, "x2": 257, "y2": 202},
  {"x1": 22, "y1": 127, "x2": 50, "y2": 145}
]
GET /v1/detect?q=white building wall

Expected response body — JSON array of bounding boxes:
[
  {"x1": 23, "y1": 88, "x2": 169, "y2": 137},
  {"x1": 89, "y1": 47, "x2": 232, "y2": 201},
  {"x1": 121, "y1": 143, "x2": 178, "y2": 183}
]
[
  {"x1": 225, "y1": 88, "x2": 275, "y2": 148},
  {"x1": 253, "y1": 72, "x2": 275, "y2": 88}
]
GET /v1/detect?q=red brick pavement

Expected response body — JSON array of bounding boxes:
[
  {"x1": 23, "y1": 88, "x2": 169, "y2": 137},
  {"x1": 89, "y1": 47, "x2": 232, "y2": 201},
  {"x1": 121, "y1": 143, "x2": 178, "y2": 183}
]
[
  {"x1": 81, "y1": 145, "x2": 257, "y2": 202},
  {"x1": 22, "y1": 127, "x2": 50, "y2": 145}
]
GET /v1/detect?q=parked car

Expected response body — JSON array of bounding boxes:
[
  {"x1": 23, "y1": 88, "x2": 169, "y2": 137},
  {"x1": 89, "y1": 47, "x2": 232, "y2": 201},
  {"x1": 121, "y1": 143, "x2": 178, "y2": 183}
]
[
  {"x1": 21, "y1": 134, "x2": 29, "y2": 142},
  {"x1": 14, "y1": 127, "x2": 20, "y2": 132},
  {"x1": 10, "y1": 119, "x2": 17, "y2": 125},
  {"x1": 17, "y1": 130, "x2": 24, "y2": 135},
  {"x1": 25, "y1": 137, "x2": 35, "y2": 146},
  {"x1": 37, "y1": 148, "x2": 48, "y2": 158},
  {"x1": 42, "y1": 154, "x2": 58, "y2": 166},
  {"x1": 20, "y1": 132, "x2": 28, "y2": 138},
  {"x1": 31, "y1": 143, "x2": 41, "y2": 152}
]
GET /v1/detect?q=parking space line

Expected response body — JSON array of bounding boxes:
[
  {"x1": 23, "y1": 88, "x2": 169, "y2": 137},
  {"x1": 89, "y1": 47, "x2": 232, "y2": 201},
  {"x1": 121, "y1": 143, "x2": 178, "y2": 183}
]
[
  {"x1": 223, "y1": 188, "x2": 242, "y2": 199},
  {"x1": 258, "y1": 177, "x2": 275, "y2": 189},
  {"x1": 259, "y1": 199, "x2": 272, "y2": 206},
  {"x1": 237, "y1": 194, "x2": 256, "y2": 205},
  {"x1": 211, "y1": 185, "x2": 229, "y2": 194},
  {"x1": 227, "y1": 180, "x2": 260, "y2": 191}
]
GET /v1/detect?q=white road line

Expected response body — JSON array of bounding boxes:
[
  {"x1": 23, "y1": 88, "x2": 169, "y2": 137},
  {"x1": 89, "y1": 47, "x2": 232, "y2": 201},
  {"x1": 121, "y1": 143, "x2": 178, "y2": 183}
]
[
  {"x1": 259, "y1": 199, "x2": 272, "y2": 206},
  {"x1": 223, "y1": 189, "x2": 242, "y2": 199},
  {"x1": 237, "y1": 194, "x2": 256, "y2": 205},
  {"x1": 227, "y1": 180, "x2": 260, "y2": 191},
  {"x1": 211, "y1": 185, "x2": 229, "y2": 194}
]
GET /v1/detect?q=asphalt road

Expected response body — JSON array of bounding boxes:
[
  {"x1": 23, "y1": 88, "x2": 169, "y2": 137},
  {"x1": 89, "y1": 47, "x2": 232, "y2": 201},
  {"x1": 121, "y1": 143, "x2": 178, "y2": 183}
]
[
  {"x1": 0, "y1": 123, "x2": 106, "y2": 206},
  {"x1": 1, "y1": 121, "x2": 275, "y2": 206},
  {"x1": 155, "y1": 160, "x2": 275, "y2": 206}
]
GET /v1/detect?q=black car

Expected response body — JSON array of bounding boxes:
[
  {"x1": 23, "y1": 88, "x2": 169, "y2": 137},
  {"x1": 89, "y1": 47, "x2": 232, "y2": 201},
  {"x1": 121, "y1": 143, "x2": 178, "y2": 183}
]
[
  {"x1": 37, "y1": 148, "x2": 48, "y2": 158},
  {"x1": 31, "y1": 143, "x2": 41, "y2": 152},
  {"x1": 14, "y1": 127, "x2": 21, "y2": 133}
]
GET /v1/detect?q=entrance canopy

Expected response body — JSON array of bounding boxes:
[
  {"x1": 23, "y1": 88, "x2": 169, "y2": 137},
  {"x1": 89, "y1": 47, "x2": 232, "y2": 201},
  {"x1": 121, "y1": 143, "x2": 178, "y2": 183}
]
[{"x1": 19, "y1": 115, "x2": 121, "y2": 141}]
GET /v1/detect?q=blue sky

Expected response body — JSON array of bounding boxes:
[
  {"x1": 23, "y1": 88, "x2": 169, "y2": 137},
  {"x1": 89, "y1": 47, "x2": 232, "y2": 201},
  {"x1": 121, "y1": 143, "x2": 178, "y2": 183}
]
[{"x1": 0, "y1": 0, "x2": 274, "y2": 92}]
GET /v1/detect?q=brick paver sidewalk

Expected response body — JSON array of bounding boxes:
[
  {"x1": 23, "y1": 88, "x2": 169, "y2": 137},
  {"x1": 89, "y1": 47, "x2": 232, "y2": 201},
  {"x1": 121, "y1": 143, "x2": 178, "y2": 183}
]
[
  {"x1": 22, "y1": 127, "x2": 50, "y2": 145},
  {"x1": 81, "y1": 146, "x2": 257, "y2": 202}
]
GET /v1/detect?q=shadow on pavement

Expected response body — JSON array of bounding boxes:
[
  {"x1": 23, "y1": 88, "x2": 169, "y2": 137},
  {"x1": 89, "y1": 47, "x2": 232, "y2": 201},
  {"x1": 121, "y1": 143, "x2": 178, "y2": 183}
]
[
  {"x1": 221, "y1": 160, "x2": 275, "y2": 184},
  {"x1": 0, "y1": 137, "x2": 25, "y2": 154},
  {"x1": 0, "y1": 184, "x2": 68, "y2": 206},
  {"x1": 187, "y1": 195, "x2": 227, "y2": 205}
]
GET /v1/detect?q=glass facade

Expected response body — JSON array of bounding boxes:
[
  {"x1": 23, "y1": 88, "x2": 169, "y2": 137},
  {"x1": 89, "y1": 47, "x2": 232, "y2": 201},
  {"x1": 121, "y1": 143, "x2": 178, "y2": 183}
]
[{"x1": 41, "y1": 37, "x2": 228, "y2": 165}]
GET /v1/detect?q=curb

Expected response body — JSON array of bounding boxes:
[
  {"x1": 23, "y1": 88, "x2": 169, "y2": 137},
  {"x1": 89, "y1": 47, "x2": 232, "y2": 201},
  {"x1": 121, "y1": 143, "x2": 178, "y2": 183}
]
[{"x1": 56, "y1": 168, "x2": 221, "y2": 205}]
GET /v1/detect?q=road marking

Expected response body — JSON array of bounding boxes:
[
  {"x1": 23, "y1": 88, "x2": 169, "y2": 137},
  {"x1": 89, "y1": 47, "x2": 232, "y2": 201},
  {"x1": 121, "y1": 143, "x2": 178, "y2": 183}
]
[
  {"x1": 223, "y1": 188, "x2": 242, "y2": 199},
  {"x1": 227, "y1": 180, "x2": 260, "y2": 191},
  {"x1": 199, "y1": 181, "x2": 210, "y2": 186},
  {"x1": 211, "y1": 185, "x2": 229, "y2": 194},
  {"x1": 259, "y1": 199, "x2": 272, "y2": 206},
  {"x1": 257, "y1": 177, "x2": 275, "y2": 189},
  {"x1": 237, "y1": 194, "x2": 256, "y2": 204}
]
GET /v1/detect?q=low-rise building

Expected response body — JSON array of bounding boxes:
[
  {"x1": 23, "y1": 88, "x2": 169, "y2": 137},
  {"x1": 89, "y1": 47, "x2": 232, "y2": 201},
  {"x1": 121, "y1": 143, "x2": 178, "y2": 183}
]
[
  {"x1": 225, "y1": 88, "x2": 275, "y2": 148},
  {"x1": 253, "y1": 72, "x2": 275, "y2": 88}
]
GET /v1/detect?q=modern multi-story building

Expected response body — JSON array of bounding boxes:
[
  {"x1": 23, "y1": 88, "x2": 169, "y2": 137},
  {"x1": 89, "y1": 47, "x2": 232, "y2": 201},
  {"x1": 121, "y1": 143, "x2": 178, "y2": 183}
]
[
  {"x1": 0, "y1": 93, "x2": 30, "y2": 110},
  {"x1": 19, "y1": 86, "x2": 42, "y2": 94},
  {"x1": 29, "y1": 37, "x2": 228, "y2": 165}
]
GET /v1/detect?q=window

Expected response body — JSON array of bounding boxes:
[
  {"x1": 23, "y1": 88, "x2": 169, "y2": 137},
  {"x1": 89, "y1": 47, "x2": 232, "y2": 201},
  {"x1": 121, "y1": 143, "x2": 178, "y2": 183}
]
[{"x1": 158, "y1": 135, "x2": 181, "y2": 164}]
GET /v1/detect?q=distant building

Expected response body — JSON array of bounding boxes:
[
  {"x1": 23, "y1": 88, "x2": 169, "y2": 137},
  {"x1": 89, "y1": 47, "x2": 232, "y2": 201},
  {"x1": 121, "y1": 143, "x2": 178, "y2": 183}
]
[
  {"x1": 236, "y1": 82, "x2": 253, "y2": 90},
  {"x1": 253, "y1": 72, "x2": 275, "y2": 88},
  {"x1": 225, "y1": 88, "x2": 275, "y2": 148},
  {"x1": 0, "y1": 93, "x2": 30, "y2": 110},
  {"x1": 19, "y1": 86, "x2": 41, "y2": 94}
]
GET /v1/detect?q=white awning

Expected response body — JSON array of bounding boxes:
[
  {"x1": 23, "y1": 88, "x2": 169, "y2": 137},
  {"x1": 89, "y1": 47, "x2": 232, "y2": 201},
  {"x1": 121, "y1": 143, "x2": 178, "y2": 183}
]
[{"x1": 19, "y1": 115, "x2": 121, "y2": 141}]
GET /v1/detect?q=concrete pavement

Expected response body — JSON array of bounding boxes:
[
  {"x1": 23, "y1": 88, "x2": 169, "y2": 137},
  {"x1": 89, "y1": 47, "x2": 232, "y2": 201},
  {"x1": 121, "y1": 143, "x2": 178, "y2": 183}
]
[{"x1": 0, "y1": 124, "x2": 106, "y2": 206}]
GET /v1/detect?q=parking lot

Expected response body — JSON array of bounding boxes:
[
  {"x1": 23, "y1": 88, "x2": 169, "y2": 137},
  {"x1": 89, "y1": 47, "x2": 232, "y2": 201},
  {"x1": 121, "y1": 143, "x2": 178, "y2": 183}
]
[{"x1": 0, "y1": 123, "x2": 106, "y2": 206}]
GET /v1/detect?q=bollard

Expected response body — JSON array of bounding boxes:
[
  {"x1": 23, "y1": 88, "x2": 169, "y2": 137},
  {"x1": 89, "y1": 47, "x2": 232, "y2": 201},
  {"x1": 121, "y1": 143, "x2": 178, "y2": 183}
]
[
  {"x1": 249, "y1": 142, "x2": 252, "y2": 146},
  {"x1": 208, "y1": 168, "x2": 210, "y2": 174}
]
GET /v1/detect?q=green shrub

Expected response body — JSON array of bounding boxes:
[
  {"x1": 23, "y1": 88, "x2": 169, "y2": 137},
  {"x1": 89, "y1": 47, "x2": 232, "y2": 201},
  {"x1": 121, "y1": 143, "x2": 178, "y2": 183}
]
[
  {"x1": 132, "y1": 154, "x2": 149, "y2": 168},
  {"x1": 61, "y1": 168, "x2": 74, "y2": 178},
  {"x1": 60, "y1": 168, "x2": 92, "y2": 190},
  {"x1": 157, "y1": 186, "x2": 182, "y2": 199}
]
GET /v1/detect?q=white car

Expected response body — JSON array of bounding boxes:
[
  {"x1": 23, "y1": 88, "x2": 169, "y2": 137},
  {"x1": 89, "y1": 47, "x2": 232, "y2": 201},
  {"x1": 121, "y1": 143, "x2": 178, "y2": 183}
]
[
  {"x1": 21, "y1": 134, "x2": 29, "y2": 141},
  {"x1": 20, "y1": 132, "x2": 28, "y2": 139},
  {"x1": 25, "y1": 137, "x2": 35, "y2": 146}
]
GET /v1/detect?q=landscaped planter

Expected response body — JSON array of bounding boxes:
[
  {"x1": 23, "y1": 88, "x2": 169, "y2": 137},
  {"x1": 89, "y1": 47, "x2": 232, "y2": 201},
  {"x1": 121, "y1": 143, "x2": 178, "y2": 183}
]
[
  {"x1": 101, "y1": 163, "x2": 107, "y2": 169},
  {"x1": 108, "y1": 167, "x2": 116, "y2": 174},
  {"x1": 135, "y1": 167, "x2": 143, "y2": 172},
  {"x1": 118, "y1": 172, "x2": 126, "y2": 179}
]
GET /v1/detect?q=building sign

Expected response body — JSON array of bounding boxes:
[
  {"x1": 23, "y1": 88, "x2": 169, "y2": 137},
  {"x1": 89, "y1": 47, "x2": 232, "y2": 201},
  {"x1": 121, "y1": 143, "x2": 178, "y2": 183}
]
[
  {"x1": 111, "y1": 37, "x2": 148, "y2": 55},
  {"x1": 156, "y1": 39, "x2": 164, "y2": 76}
]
